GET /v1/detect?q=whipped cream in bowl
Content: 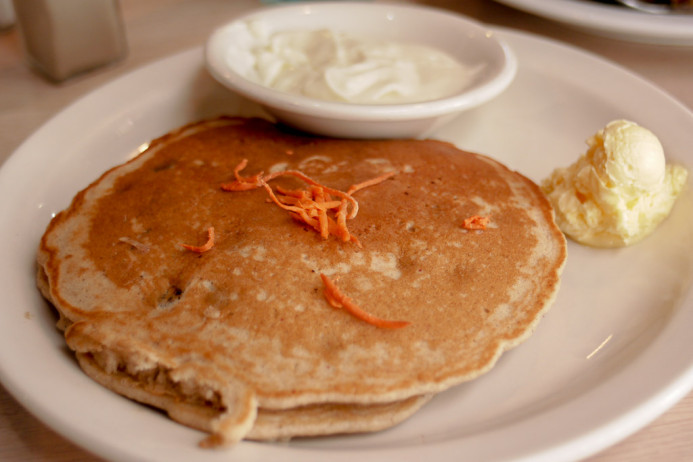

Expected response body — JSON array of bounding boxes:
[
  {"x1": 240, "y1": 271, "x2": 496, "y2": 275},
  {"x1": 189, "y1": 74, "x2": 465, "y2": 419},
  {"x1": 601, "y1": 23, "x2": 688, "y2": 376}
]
[
  {"x1": 205, "y1": 2, "x2": 517, "y2": 139},
  {"x1": 227, "y1": 23, "x2": 482, "y2": 105}
]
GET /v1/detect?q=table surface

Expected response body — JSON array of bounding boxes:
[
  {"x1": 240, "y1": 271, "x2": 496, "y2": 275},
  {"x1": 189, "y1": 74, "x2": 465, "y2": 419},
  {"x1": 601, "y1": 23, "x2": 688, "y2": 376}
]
[{"x1": 1, "y1": 0, "x2": 692, "y2": 460}]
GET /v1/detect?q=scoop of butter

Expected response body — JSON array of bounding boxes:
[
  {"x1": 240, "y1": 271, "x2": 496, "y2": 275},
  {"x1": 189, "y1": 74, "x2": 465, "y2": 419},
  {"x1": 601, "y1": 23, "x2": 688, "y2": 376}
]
[{"x1": 541, "y1": 119, "x2": 688, "y2": 247}]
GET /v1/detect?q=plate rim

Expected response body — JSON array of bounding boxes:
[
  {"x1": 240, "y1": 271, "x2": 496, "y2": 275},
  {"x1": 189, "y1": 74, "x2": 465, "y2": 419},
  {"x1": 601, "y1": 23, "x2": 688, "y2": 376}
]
[{"x1": 495, "y1": 0, "x2": 693, "y2": 46}]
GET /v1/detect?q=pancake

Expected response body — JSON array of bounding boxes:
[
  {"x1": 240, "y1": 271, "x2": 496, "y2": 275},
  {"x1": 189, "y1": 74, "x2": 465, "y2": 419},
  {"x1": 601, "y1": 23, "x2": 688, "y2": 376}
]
[
  {"x1": 37, "y1": 117, "x2": 566, "y2": 446},
  {"x1": 75, "y1": 350, "x2": 432, "y2": 442}
]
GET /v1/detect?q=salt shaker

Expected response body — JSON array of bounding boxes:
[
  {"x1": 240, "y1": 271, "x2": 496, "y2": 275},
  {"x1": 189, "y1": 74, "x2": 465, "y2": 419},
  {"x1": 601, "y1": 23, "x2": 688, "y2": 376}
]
[
  {"x1": 0, "y1": 0, "x2": 15, "y2": 30},
  {"x1": 12, "y1": 0, "x2": 127, "y2": 82}
]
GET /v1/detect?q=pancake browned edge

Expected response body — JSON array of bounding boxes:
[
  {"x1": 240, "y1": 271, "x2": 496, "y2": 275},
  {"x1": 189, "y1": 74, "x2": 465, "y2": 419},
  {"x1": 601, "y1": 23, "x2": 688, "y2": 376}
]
[{"x1": 37, "y1": 116, "x2": 567, "y2": 447}]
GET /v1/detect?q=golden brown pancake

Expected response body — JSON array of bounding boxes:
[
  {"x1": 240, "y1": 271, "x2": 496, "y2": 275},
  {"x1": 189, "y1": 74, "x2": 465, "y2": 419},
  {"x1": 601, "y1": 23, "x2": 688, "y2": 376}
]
[
  {"x1": 74, "y1": 350, "x2": 432, "y2": 442},
  {"x1": 37, "y1": 117, "x2": 566, "y2": 446}
]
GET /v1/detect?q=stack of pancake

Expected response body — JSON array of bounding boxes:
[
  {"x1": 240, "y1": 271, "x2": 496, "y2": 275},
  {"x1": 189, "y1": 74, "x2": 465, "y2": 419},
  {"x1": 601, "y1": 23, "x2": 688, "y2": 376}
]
[{"x1": 37, "y1": 117, "x2": 566, "y2": 446}]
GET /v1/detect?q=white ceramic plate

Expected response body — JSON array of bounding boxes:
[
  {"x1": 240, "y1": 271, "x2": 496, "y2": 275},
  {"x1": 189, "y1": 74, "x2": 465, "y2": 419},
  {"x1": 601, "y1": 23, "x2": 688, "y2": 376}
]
[
  {"x1": 495, "y1": 0, "x2": 693, "y2": 46},
  {"x1": 1, "y1": 28, "x2": 692, "y2": 462}
]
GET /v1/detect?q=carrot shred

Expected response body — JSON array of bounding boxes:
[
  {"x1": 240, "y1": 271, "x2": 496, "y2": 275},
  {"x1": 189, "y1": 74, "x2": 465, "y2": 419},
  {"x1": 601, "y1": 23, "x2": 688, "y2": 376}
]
[
  {"x1": 221, "y1": 159, "x2": 396, "y2": 245},
  {"x1": 220, "y1": 158, "x2": 264, "y2": 191},
  {"x1": 462, "y1": 215, "x2": 490, "y2": 230},
  {"x1": 319, "y1": 274, "x2": 410, "y2": 329},
  {"x1": 181, "y1": 227, "x2": 215, "y2": 253},
  {"x1": 275, "y1": 185, "x2": 309, "y2": 198},
  {"x1": 347, "y1": 170, "x2": 397, "y2": 195},
  {"x1": 264, "y1": 169, "x2": 360, "y2": 218}
]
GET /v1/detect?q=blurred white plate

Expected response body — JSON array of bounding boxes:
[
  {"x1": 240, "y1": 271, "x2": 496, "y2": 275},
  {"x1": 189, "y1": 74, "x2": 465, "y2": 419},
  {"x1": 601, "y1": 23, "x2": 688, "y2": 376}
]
[
  {"x1": 0, "y1": 27, "x2": 692, "y2": 462},
  {"x1": 496, "y1": 0, "x2": 693, "y2": 45}
]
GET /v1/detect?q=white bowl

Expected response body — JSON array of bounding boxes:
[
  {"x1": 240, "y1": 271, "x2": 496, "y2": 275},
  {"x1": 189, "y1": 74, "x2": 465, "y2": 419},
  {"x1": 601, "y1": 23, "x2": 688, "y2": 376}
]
[{"x1": 205, "y1": 2, "x2": 517, "y2": 139}]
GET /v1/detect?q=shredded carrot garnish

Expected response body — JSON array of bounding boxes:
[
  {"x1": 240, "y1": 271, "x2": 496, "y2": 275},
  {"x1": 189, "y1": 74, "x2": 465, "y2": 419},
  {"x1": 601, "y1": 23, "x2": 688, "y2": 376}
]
[
  {"x1": 221, "y1": 158, "x2": 396, "y2": 245},
  {"x1": 275, "y1": 185, "x2": 308, "y2": 198},
  {"x1": 264, "y1": 169, "x2": 360, "y2": 219},
  {"x1": 220, "y1": 158, "x2": 264, "y2": 191},
  {"x1": 320, "y1": 274, "x2": 410, "y2": 329},
  {"x1": 347, "y1": 170, "x2": 397, "y2": 195},
  {"x1": 462, "y1": 215, "x2": 490, "y2": 230},
  {"x1": 181, "y1": 227, "x2": 215, "y2": 253}
]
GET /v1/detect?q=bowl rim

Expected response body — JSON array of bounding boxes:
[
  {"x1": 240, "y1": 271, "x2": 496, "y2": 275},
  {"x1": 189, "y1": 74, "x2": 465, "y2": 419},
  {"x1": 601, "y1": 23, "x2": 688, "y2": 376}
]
[{"x1": 205, "y1": 1, "x2": 518, "y2": 121}]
